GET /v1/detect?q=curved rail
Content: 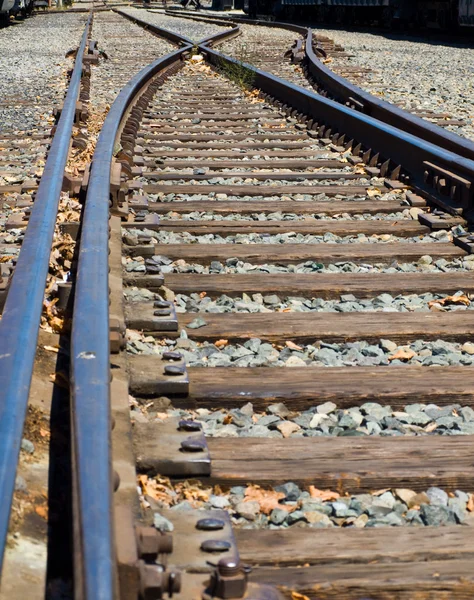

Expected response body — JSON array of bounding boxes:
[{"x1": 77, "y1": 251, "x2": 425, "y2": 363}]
[
  {"x1": 170, "y1": 8, "x2": 474, "y2": 162},
  {"x1": 0, "y1": 12, "x2": 92, "y2": 578},
  {"x1": 70, "y1": 45, "x2": 190, "y2": 600},
  {"x1": 304, "y1": 30, "x2": 474, "y2": 163},
  {"x1": 200, "y1": 44, "x2": 474, "y2": 211}
]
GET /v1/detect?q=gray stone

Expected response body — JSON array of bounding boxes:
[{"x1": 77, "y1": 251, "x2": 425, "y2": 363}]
[
  {"x1": 426, "y1": 487, "x2": 449, "y2": 506},
  {"x1": 287, "y1": 510, "x2": 306, "y2": 525},
  {"x1": 317, "y1": 401, "x2": 337, "y2": 415},
  {"x1": 235, "y1": 501, "x2": 260, "y2": 521},
  {"x1": 187, "y1": 317, "x2": 207, "y2": 329},
  {"x1": 420, "y1": 504, "x2": 455, "y2": 526},
  {"x1": 15, "y1": 475, "x2": 27, "y2": 493},
  {"x1": 269, "y1": 508, "x2": 288, "y2": 525},
  {"x1": 154, "y1": 513, "x2": 174, "y2": 532},
  {"x1": 21, "y1": 439, "x2": 34, "y2": 454},
  {"x1": 275, "y1": 482, "x2": 301, "y2": 502}
]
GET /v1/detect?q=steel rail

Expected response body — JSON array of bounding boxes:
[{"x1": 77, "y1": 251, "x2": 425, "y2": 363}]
[
  {"x1": 200, "y1": 44, "x2": 474, "y2": 209},
  {"x1": 0, "y1": 12, "x2": 92, "y2": 580},
  {"x1": 171, "y1": 8, "x2": 474, "y2": 162},
  {"x1": 304, "y1": 30, "x2": 474, "y2": 163},
  {"x1": 70, "y1": 45, "x2": 190, "y2": 600}
]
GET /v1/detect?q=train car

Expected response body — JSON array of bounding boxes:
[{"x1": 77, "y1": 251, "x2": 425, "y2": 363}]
[
  {"x1": 0, "y1": 0, "x2": 15, "y2": 21},
  {"x1": 244, "y1": 0, "x2": 473, "y2": 29}
]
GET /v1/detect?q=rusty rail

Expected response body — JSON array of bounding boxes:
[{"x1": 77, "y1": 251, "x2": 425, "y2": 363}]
[
  {"x1": 169, "y1": 8, "x2": 474, "y2": 163},
  {"x1": 0, "y1": 13, "x2": 93, "y2": 580}
]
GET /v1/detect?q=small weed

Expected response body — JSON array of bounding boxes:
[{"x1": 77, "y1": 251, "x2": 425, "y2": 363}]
[{"x1": 218, "y1": 43, "x2": 256, "y2": 91}]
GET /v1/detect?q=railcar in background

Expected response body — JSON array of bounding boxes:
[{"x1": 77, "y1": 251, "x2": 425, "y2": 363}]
[
  {"x1": 244, "y1": 0, "x2": 474, "y2": 29},
  {"x1": 1, "y1": 0, "x2": 33, "y2": 21}
]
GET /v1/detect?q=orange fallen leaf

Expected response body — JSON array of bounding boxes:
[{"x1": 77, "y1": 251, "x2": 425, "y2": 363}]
[
  {"x1": 199, "y1": 291, "x2": 207, "y2": 298},
  {"x1": 428, "y1": 294, "x2": 470, "y2": 308},
  {"x1": 215, "y1": 339, "x2": 228, "y2": 348},
  {"x1": 244, "y1": 485, "x2": 294, "y2": 515},
  {"x1": 35, "y1": 505, "x2": 48, "y2": 519},
  {"x1": 286, "y1": 341, "x2": 303, "y2": 351},
  {"x1": 467, "y1": 494, "x2": 474, "y2": 512},
  {"x1": 309, "y1": 486, "x2": 340, "y2": 501},
  {"x1": 388, "y1": 348, "x2": 416, "y2": 362},
  {"x1": 292, "y1": 593, "x2": 310, "y2": 600}
]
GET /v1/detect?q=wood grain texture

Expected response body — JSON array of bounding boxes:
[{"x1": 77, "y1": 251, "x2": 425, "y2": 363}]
[
  {"x1": 235, "y1": 527, "x2": 474, "y2": 566},
  {"x1": 136, "y1": 241, "x2": 459, "y2": 264},
  {"x1": 206, "y1": 436, "x2": 474, "y2": 491},
  {"x1": 142, "y1": 184, "x2": 370, "y2": 197},
  {"x1": 174, "y1": 311, "x2": 474, "y2": 343},
  {"x1": 248, "y1": 561, "x2": 474, "y2": 599},
  {"x1": 128, "y1": 357, "x2": 474, "y2": 409},
  {"x1": 164, "y1": 272, "x2": 473, "y2": 297},
  {"x1": 145, "y1": 200, "x2": 409, "y2": 215}
]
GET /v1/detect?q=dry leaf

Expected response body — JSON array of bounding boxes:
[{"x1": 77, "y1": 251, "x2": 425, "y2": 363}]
[
  {"x1": 428, "y1": 294, "x2": 470, "y2": 308},
  {"x1": 286, "y1": 341, "x2": 303, "y2": 351},
  {"x1": 367, "y1": 188, "x2": 382, "y2": 197},
  {"x1": 244, "y1": 485, "x2": 294, "y2": 515},
  {"x1": 35, "y1": 505, "x2": 48, "y2": 519},
  {"x1": 388, "y1": 348, "x2": 416, "y2": 361},
  {"x1": 309, "y1": 486, "x2": 340, "y2": 501},
  {"x1": 467, "y1": 494, "x2": 474, "y2": 512},
  {"x1": 291, "y1": 593, "x2": 310, "y2": 600},
  {"x1": 215, "y1": 339, "x2": 228, "y2": 348}
]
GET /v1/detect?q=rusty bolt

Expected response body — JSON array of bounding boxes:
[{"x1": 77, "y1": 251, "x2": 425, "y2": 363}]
[
  {"x1": 139, "y1": 562, "x2": 181, "y2": 600},
  {"x1": 136, "y1": 527, "x2": 173, "y2": 560},
  {"x1": 136, "y1": 527, "x2": 161, "y2": 561}
]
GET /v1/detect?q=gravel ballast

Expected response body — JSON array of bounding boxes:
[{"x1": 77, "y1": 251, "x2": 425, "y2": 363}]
[
  {"x1": 120, "y1": 8, "x2": 231, "y2": 42},
  {"x1": 315, "y1": 29, "x2": 474, "y2": 140},
  {"x1": 137, "y1": 474, "x2": 474, "y2": 529},
  {"x1": 132, "y1": 398, "x2": 474, "y2": 438},
  {"x1": 91, "y1": 12, "x2": 175, "y2": 110},
  {"x1": 0, "y1": 13, "x2": 87, "y2": 131}
]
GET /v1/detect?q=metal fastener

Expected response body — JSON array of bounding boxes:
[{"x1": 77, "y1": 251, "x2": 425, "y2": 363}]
[
  {"x1": 154, "y1": 309, "x2": 171, "y2": 317},
  {"x1": 164, "y1": 365, "x2": 185, "y2": 376},
  {"x1": 178, "y1": 419, "x2": 202, "y2": 432},
  {"x1": 163, "y1": 351, "x2": 182, "y2": 361},
  {"x1": 180, "y1": 438, "x2": 206, "y2": 452},
  {"x1": 196, "y1": 518, "x2": 225, "y2": 531},
  {"x1": 154, "y1": 300, "x2": 170, "y2": 309},
  {"x1": 201, "y1": 540, "x2": 231, "y2": 553}
]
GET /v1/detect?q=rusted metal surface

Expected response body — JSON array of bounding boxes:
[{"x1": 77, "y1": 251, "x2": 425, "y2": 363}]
[
  {"x1": 71, "y1": 44, "x2": 191, "y2": 600},
  {"x1": 200, "y1": 44, "x2": 474, "y2": 215},
  {"x1": 0, "y1": 13, "x2": 93, "y2": 580}
]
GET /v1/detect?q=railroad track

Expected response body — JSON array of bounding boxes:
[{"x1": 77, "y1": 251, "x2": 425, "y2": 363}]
[{"x1": 2, "y1": 8, "x2": 474, "y2": 599}]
